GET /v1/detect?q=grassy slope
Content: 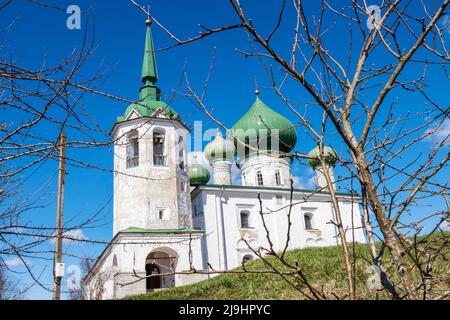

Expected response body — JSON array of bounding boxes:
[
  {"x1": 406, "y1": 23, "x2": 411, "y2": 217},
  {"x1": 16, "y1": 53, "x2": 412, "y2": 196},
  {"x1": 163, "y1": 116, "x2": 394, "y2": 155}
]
[{"x1": 127, "y1": 237, "x2": 449, "y2": 300}]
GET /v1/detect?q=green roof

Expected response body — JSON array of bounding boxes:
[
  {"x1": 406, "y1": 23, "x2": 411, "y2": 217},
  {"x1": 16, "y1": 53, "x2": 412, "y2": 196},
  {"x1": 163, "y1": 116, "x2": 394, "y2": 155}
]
[
  {"x1": 188, "y1": 163, "x2": 211, "y2": 186},
  {"x1": 193, "y1": 183, "x2": 357, "y2": 197},
  {"x1": 204, "y1": 129, "x2": 235, "y2": 163},
  {"x1": 121, "y1": 227, "x2": 203, "y2": 234},
  {"x1": 117, "y1": 100, "x2": 178, "y2": 122},
  {"x1": 231, "y1": 95, "x2": 297, "y2": 157},
  {"x1": 116, "y1": 19, "x2": 178, "y2": 123},
  {"x1": 308, "y1": 146, "x2": 337, "y2": 168}
]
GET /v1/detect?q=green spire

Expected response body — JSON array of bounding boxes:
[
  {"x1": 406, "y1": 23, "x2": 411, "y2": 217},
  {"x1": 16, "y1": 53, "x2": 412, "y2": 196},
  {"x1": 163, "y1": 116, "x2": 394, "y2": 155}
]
[
  {"x1": 115, "y1": 19, "x2": 180, "y2": 123},
  {"x1": 139, "y1": 19, "x2": 160, "y2": 101}
]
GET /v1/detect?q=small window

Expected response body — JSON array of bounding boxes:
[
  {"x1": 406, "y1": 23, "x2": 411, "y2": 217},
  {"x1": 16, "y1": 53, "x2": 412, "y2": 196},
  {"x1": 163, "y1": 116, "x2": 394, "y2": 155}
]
[
  {"x1": 153, "y1": 130, "x2": 166, "y2": 166},
  {"x1": 240, "y1": 210, "x2": 250, "y2": 228},
  {"x1": 158, "y1": 209, "x2": 166, "y2": 220},
  {"x1": 275, "y1": 170, "x2": 281, "y2": 186},
  {"x1": 242, "y1": 254, "x2": 253, "y2": 264},
  {"x1": 178, "y1": 138, "x2": 185, "y2": 169},
  {"x1": 126, "y1": 130, "x2": 139, "y2": 168},
  {"x1": 304, "y1": 213, "x2": 313, "y2": 230},
  {"x1": 112, "y1": 255, "x2": 118, "y2": 267},
  {"x1": 256, "y1": 171, "x2": 264, "y2": 186},
  {"x1": 276, "y1": 194, "x2": 283, "y2": 205}
]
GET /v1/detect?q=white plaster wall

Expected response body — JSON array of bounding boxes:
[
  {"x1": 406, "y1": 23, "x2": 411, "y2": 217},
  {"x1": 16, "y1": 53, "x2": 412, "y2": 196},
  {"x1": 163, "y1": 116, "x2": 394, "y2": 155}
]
[
  {"x1": 313, "y1": 166, "x2": 336, "y2": 189},
  {"x1": 211, "y1": 159, "x2": 232, "y2": 185},
  {"x1": 84, "y1": 232, "x2": 205, "y2": 300},
  {"x1": 191, "y1": 187, "x2": 366, "y2": 271},
  {"x1": 112, "y1": 118, "x2": 191, "y2": 236},
  {"x1": 240, "y1": 154, "x2": 292, "y2": 187}
]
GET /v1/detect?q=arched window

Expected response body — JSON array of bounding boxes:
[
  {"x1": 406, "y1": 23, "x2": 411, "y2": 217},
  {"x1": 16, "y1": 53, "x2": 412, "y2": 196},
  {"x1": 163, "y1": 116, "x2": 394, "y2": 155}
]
[
  {"x1": 256, "y1": 171, "x2": 264, "y2": 186},
  {"x1": 112, "y1": 255, "x2": 118, "y2": 267},
  {"x1": 126, "y1": 130, "x2": 139, "y2": 168},
  {"x1": 178, "y1": 136, "x2": 185, "y2": 170},
  {"x1": 153, "y1": 129, "x2": 166, "y2": 166},
  {"x1": 242, "y1": 254, "x2": 254, "y2": 264},
  {"x1": 304, "y1": 213, "x2": 313, "y2": 230},
  {"x1": 275, "y1": 169, "x2": 281, "y2": 186},
  {"x1": 240, "y1": 210, "x2": 250, "y2": 228}
]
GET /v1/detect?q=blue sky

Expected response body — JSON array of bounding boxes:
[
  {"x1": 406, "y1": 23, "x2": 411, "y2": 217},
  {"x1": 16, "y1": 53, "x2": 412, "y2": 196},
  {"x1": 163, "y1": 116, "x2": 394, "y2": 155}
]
[{"x1": 0, "y1": 1, "x2": 448, "y2": 299}]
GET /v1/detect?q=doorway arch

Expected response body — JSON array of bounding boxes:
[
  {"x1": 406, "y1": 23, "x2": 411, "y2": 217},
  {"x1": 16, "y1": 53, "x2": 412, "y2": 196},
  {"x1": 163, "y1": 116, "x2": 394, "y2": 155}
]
[{"x1": 145, "y1": 248, "x2": 178, "y2": 291}]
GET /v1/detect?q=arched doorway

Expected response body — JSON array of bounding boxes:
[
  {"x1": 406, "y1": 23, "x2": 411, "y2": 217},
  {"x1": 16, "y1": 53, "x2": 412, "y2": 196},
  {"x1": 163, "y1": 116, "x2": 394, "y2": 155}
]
[
  {"x1": 145, "y1": 248, "x2": 178, "y2": 291},
  {"x1": 145, "y1": 263, "x2": 161, "y2": 290}
]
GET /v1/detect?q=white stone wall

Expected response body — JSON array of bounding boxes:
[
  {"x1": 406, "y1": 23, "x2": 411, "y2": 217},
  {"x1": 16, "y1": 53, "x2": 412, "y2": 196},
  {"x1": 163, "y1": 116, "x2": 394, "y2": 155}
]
[
  {"x1": 240, "y1": 154, "x2": 292, "y2": 187},
  {"x1": 210, "y1": 159, "x2": 232, "y2": 185},
  {"x1": 84, "y1": 232, "x2": 205, "y2": 300},
  {"x1": 313, "y1": 165, "x2": 336, "y2": 190},
  {"x1": 111, "y1": 118, "x2": 191, "y2": 236},
  {"x1": 191, "y1": 186, "x2": 366, "y2": 271}
]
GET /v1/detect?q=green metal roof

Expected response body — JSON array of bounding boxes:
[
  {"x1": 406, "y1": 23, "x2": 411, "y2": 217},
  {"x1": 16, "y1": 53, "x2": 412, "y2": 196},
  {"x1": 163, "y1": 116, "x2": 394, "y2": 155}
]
[
  {"x1": 121, "y1": 227, "x2": 203, "y2": 233},
  {"x1": 204, "y1": 129, "x2": 235, "y2": 163},
  {"x1": 194, "y1": 183, "x2": 356, "y2": 197},
  {"x1": 141, "y1": 19, "x2": 158, "y2": 86},
  {"x1": 231, "y1": 95, "x2": 297, "y2": 157},
  {"x1": 116, "y1": 20, "x2": 178, "y2": 123},
  {"x1": 308, "y1": 146, "x2": 337, "y2": 168},
  {"x1": 188, "y1": 163, "x2": 211, "y2": 186}
]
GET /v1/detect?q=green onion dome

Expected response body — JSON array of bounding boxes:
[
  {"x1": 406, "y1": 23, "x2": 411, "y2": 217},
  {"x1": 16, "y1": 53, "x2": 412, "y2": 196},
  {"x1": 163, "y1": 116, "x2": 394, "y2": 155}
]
[
  {"x1": 204, "y1": 129, "x2": 235, "y2": 163},
  {"x1": 188, "y1": 162, "x2": 210, "y2": 186},
  {"x1": 307, "y1": 146, "x2": 338, "y2": 168},
  {"x1": 231, "y1": 93, "x2": 297, "y2": 158}
]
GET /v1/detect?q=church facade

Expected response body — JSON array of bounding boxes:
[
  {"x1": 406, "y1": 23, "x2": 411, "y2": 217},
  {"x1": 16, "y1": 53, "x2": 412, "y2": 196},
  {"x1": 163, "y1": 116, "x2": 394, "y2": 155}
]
[{"x1": 83, "y1": 19, "x2": 366, "y2": 300}]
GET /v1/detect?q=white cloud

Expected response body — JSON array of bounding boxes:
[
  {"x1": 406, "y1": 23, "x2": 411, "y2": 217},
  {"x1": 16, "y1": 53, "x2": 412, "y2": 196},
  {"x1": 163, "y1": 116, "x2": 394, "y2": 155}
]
[
  {"x1": 50, "y1": 228, "x2": 88, "y2": 245},
  {"x1": 442, "y1": 220, "x2": 450, "y2": 231},
  {"x1": 3, "y1": 257, "x2": 32, "y2": 268},
  {"x1": 292, "y1": 167, "x2": 316, "y2": 190},
  {"x1": 187, "y1": 151, "x2": 211, "y2": 169},
  {"x1": 427, "y1": 119, "x2": 450, "y2": 146},
  {"x1": 64, "y1": 229, "x2": 87, "y2": 243},
  {"x1": 231, "y1": 162, "x2": 241, "y2": 185}
]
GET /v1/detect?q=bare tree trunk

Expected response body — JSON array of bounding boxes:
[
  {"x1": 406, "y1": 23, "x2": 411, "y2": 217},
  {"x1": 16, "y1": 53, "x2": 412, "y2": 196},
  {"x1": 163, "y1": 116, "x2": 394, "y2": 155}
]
[
  {"x1": 318, "y1": 150, "x2": 355, "y2": 299},
  {"x1": 356, "y1": 155, "x2": 418, "y2": 299}
]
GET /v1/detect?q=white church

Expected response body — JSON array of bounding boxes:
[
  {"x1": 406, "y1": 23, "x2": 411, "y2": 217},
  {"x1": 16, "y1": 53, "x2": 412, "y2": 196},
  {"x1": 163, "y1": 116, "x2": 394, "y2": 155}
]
[{"x1": 83, "y1": 19, "x2": 366, "y2": 300}]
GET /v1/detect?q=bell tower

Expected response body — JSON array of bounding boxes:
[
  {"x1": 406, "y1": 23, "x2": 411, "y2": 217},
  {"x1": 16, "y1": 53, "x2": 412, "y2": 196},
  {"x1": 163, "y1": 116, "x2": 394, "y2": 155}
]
[{"x1": 111, "y1": 19, "x2": 192, "y2": 236}]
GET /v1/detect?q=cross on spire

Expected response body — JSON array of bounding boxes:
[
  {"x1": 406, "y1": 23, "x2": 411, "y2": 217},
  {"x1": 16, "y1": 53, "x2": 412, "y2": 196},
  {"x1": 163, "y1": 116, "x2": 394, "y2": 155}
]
[{"x1": 254, "y1": 76, "x2": 259, "y2": 96}]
